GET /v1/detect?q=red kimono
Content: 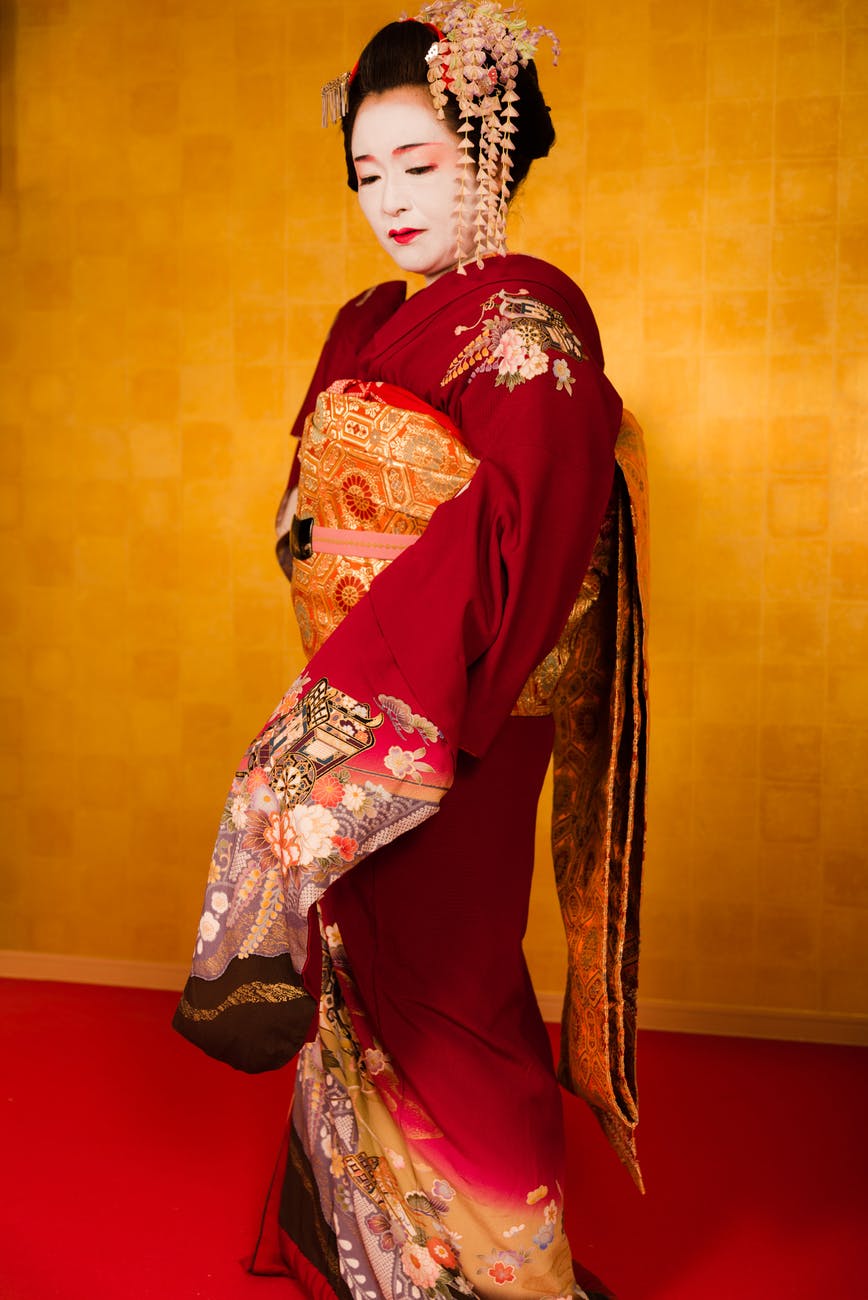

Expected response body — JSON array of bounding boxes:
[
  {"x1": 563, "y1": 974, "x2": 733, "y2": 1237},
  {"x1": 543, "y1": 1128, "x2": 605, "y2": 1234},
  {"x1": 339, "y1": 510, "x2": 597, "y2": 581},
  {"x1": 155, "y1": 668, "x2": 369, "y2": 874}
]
[{"x1": 175, "y1": 255, "x2": 647, "y2": 1300}]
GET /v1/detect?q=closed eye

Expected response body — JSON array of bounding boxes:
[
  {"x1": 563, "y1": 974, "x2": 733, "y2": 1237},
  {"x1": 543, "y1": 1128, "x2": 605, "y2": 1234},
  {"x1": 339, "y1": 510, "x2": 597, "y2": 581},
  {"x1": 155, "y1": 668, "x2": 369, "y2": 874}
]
[
  {"x1": 357, "y1": 175, "x2": 379, "y2": 186},
  {"x1": 407, "y1": 165, "x2": 435, "y2": 175}
]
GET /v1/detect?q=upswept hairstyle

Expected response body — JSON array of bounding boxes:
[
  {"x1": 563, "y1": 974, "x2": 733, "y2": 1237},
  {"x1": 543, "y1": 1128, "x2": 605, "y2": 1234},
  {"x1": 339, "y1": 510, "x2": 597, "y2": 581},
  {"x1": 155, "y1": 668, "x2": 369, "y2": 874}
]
[{"x1": 341, "y1": 20, "x2": 555, "y2": 200}]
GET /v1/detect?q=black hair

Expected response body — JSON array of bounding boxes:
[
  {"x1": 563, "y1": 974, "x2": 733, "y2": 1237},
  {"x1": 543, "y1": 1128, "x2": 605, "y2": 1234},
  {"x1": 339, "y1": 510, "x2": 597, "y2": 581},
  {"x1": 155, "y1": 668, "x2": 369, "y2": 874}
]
[{"x1": 341, "y1": 20, "x2": 555, "y2": 197}]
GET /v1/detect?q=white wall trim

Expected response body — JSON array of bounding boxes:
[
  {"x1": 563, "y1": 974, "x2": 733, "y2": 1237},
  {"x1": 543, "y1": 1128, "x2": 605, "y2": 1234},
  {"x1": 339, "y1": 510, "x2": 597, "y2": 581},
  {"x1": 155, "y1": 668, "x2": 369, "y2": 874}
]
[
  {"x1": 3, "y1": 951, "x2": 866, "y2": 1047},
  {"x1": 0, "y1": 949, "x2": 188, "y2": 992},
  {"x1": 534, "y1": 991, "x2": 868, "y2": 1047}
]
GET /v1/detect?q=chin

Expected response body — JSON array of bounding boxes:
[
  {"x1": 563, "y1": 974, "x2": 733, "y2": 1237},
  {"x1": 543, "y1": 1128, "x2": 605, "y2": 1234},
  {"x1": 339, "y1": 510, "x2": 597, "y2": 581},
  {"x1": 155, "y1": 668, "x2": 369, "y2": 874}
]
[
  {"x1": 391, "y1": 254, "x2": 435, "y2": 278},
  {"x1": 376, "y1": 236, "x2": 430, "y2": 274},
  {"x1": 385, "y1": 248, "x2": 448, "y2": 280}
]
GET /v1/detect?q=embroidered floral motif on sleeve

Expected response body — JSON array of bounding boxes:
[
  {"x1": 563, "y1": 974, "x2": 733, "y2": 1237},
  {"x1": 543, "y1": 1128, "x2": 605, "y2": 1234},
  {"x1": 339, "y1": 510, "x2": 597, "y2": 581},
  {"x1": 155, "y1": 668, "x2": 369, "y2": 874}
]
[
  {"x1": 384, "y1": 745, "x2": 436, "y2": 781},
  {"x1": 552, "y1": 356, "x2": 574, "y2": 394},
  {"x1": 377, "y1": 693, "x2": 442, "y2": 743},
  {"x1": 190, "y1": 678, "x2": 452, "y2": 978},
  {"x1": 441, "y1": 288, "x2": 585, "y2": 393}
]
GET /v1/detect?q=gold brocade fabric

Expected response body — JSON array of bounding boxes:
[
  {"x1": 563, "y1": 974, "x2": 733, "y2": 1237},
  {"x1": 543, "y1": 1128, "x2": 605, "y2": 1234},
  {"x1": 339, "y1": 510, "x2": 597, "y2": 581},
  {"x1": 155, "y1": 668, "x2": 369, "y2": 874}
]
[
  {"x1": 291, "y1": 386, "x2": 479, "y2": 660},
  {"x1": 292, "y1": 387, "x2": 649, "y2": 1186},
  {"x1": 551, "y1": 411, "x2": 648, "y2": 1190}
]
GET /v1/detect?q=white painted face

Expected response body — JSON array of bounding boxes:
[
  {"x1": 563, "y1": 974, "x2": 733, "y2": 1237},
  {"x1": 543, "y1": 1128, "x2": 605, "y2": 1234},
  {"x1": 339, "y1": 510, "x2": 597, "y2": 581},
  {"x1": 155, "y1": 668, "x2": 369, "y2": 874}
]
[{"x1": 351, "y1": 85, "x2": 475, "y2": 283}]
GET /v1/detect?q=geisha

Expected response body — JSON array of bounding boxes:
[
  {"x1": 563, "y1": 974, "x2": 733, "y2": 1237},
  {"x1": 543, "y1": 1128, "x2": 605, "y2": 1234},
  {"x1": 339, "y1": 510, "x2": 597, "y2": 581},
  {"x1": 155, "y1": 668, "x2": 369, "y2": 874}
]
[{"x1": 175, "y1": 6, "x2": 649, "y2": 1299}]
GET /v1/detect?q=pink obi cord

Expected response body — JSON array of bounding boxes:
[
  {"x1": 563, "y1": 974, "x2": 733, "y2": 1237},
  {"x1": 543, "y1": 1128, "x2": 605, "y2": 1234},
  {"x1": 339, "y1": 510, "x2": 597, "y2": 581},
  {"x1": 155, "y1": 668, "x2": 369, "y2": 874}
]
[{"x1": 311, "y1": 525, "x2": 419, "y2": 562}]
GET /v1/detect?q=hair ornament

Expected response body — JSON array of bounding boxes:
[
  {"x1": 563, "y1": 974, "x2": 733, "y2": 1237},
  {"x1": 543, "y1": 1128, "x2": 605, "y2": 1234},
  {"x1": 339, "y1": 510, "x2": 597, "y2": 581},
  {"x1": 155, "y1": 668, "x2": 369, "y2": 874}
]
[
  {"x1": 413, "y1": 3, "x2": 558, "y2": 269},
  {"x1": 321, "y1": 72, "x2": 351, "y2": 128}
]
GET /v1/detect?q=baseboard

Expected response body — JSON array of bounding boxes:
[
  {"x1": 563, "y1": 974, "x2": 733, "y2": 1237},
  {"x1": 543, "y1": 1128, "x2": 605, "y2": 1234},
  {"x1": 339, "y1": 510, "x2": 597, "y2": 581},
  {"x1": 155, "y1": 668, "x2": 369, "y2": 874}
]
[
  {"x1": 534, "y1": 992, "x2": 868, "y2": 1047},
  {"x1": 0, "y1": 949, "x2": 188, "y2": 992},
  {"x1": 3, "y1": 950, "x2": 866, "y2": 1047}
]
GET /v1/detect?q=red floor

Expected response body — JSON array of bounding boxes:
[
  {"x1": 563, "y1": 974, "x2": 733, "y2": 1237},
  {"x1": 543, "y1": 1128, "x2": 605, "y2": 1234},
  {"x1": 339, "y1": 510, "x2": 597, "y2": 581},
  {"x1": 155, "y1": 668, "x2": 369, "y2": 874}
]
[{"x1": 1, "y1": 978, "x2": 866, "y2": 1299}]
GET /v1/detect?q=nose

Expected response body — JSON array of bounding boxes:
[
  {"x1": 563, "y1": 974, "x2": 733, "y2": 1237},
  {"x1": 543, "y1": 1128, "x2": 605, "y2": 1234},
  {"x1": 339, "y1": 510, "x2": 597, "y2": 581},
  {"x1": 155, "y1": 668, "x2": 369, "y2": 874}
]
[{"x1": 381, "y1": 172, "x2": 409, "y2": 217}]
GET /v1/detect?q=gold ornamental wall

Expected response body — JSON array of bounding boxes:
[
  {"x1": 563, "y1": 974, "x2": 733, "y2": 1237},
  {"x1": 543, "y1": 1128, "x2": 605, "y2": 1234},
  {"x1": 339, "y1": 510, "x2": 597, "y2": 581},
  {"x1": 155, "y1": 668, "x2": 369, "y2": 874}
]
[{"x1": 0, "y1": 0, "x2": 865, "y2": 1036}]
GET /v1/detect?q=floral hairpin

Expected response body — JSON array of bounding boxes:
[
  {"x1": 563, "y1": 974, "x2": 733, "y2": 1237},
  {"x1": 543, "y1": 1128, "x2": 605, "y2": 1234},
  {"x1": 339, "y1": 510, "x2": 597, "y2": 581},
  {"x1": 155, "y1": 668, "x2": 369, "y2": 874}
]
[{"x1": 417, "y1": 2, "x2": 559, "y2": 270}]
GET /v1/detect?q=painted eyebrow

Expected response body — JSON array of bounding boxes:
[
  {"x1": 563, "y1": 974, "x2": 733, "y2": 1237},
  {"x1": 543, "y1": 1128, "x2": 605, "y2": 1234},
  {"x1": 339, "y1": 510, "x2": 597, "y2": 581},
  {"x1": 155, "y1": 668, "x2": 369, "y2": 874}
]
[{"x1": 352, "y1": 142, "x2": 440, "y2": 163}]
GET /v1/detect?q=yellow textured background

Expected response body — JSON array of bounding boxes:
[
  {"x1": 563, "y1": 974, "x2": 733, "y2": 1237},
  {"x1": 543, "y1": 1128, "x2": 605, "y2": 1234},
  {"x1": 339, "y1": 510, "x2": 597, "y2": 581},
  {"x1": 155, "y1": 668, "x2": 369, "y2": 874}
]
[{"x1": 0, "y1": 0, "x2": 865, "y2": 1025}]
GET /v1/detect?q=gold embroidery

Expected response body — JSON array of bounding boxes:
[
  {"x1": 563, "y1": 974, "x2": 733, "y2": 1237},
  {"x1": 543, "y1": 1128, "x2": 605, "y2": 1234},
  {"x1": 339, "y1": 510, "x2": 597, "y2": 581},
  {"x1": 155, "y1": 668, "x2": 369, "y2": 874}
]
[
  {"x1": 248, "y1": 676, "x2": 384, "y2": 806},
  {"x1": 442, "y1": 289, "x2": 585, "y2": 389},
  {"x1": 176, "y1": 980, "x2": 309, "y2": 1021}
]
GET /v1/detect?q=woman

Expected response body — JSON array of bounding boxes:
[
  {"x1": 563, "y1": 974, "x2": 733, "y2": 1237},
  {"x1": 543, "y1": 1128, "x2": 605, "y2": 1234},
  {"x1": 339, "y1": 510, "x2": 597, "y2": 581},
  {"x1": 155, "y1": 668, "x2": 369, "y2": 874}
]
[{"x1": 175, "y1": 6, "x2": 648, "y2": 1300}]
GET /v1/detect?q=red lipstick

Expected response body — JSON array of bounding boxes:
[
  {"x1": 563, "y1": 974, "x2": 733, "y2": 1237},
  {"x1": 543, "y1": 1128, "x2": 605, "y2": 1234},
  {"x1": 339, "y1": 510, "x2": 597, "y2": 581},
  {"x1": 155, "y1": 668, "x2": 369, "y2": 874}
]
[{"x1": 389, "y1": 228, "x2": 422, "y2": 245}]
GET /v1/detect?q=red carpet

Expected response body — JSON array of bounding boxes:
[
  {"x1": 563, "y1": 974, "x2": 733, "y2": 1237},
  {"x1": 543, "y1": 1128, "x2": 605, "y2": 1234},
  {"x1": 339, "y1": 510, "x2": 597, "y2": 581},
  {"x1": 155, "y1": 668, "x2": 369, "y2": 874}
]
[{"x1": 1, "y1": 978, "x2": 866, "y2": 1299}]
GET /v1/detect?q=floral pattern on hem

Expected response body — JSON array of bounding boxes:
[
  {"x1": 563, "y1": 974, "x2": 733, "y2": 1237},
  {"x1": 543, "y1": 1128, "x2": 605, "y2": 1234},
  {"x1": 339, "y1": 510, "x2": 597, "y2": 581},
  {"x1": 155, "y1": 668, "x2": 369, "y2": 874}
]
[
  {"x1": 291, "y1": 913, "x2": 589, "y2": 1300},
  {"x1": 441, "y1": 290, "x2": 585, "y2": 395}
]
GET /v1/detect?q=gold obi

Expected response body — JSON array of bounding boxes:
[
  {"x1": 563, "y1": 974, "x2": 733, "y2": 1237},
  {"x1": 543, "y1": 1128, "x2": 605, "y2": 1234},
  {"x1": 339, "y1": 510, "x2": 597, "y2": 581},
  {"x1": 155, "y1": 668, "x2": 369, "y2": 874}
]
[
  {"x1": 291, "y1": 383, "x2": 593, "y2": 716},
  {"x1": 291, "y1": 383, "x2": 478, "y2": 651}
]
